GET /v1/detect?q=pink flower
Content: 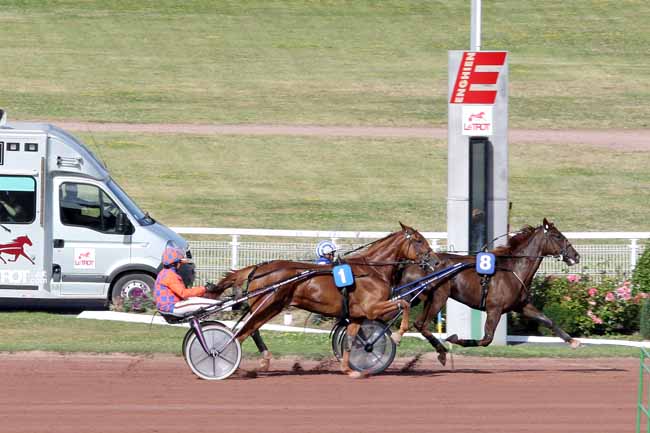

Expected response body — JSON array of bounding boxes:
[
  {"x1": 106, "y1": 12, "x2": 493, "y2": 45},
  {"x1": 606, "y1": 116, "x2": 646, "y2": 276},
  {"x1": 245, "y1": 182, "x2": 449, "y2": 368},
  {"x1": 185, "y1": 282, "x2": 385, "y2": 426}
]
[
  {"x1": 567, "y1": 274, "x2": 581, "y2": 283},
  {"x1": 605, "y1": 292, "x2": 615, "y2": 302},
  {"x1": 588, "y1": 288, "x2": 598, "y2": 297},
  {"x1": 588, "y1": 300, "x2": 596, "y2": 306},
  {"x1": 616, "y1": 286, "x2": 626, "y2": 294},
  {"x1": 587, "y1": 310, "x2": 603, "y2": 324}
]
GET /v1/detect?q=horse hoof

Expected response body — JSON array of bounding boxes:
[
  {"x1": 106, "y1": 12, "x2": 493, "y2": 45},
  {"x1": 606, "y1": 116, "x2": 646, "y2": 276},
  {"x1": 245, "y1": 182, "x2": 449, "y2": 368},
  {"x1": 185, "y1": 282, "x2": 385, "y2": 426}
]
[
  {"x1": 569, "y1": 339, "x2": 582, "y2": 349},
  {"x1": 445, "y1": 334, "x2": 459, "y2": 345},
  {"x1": 259, "y1": 359, "x2": 270, "y2": 372},
  {"x1": 437, "y1": 351, "x2": 447, "y2": 366},
  {"x1": 348, "y1": 370, "x2": 369, "y2": 379},
  {"x1": 391, "y1": 333, "x2": 402, "y2": 345}
]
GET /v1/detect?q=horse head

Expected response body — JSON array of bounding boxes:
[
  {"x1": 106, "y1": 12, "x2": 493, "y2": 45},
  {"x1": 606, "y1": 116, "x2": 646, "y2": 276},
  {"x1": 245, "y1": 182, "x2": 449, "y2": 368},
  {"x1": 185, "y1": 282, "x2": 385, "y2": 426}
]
[
  {"x1": 13, "y1": 235, "x2": 32, "y2": 246},
  {"x1": 397, "y1": 222, "x2": 435, "y2": 264},
  {"x1": 540, "y1": 218, "x2": 580, "y2": 266}
]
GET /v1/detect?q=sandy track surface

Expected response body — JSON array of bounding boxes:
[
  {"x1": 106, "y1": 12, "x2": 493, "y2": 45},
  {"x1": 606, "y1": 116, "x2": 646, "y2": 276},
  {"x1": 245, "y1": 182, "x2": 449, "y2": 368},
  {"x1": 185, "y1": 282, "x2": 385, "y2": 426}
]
[
  {"x1": 0, "y1": 352, "x2": 638, "y2": 433},
  {"x1": 52, "y1": 122, "x2": 649, "y2": 151}
]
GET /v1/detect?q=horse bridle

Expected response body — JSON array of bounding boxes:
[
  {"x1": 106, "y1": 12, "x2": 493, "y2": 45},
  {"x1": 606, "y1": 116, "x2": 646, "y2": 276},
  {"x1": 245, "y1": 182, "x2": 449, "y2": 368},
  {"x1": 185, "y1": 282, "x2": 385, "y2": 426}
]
[
  {"x1": 403, "y1": 229, "x2": 438, "y2": 269},
  {"x1": 542, "y1": 225, "x2": 574, "y2": 262}
]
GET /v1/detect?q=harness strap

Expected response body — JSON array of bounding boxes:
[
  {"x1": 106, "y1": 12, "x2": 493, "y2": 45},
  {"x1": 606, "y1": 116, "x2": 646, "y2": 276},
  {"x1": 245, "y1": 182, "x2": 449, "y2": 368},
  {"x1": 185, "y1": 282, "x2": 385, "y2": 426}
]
[
  {"x1": 479, "y1": 274, "x2": 491, "y2": 310},
  {"x1": 341, "y1": 287, "x2": 350, "y2": 320}
]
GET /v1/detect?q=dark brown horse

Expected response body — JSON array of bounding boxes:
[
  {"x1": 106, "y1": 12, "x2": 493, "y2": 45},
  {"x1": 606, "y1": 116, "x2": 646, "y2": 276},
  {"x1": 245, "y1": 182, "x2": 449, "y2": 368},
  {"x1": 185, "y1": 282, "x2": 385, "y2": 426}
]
[
  {"x1": 396, "y1": 218, "x2": 580, "y2": 365},
  {"x1": 213, "y1": 223, "x2": 434, "y2": 377}
]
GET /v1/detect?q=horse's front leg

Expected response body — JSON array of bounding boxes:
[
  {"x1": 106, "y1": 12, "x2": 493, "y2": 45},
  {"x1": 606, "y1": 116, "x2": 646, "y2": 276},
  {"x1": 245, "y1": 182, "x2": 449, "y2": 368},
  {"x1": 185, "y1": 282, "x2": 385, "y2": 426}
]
[
  {"x1": 414, "y1": 289, "x2": 449, "y2": 365},
  {"x1": 365, "y1": 299, "x2": 410, "y2": 345},
  {"x1": 446, "y1": 307, "x2": 503, "y2": 347},
  {"x1": 521, "y1": 303, "x2": 581, "y2": 348}
]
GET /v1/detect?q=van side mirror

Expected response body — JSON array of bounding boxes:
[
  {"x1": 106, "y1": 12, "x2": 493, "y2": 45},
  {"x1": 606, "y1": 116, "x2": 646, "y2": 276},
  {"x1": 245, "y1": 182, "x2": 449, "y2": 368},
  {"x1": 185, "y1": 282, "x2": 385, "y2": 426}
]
[{"x1": 116, "y1": 212, "x2": 133, "y2": 235}]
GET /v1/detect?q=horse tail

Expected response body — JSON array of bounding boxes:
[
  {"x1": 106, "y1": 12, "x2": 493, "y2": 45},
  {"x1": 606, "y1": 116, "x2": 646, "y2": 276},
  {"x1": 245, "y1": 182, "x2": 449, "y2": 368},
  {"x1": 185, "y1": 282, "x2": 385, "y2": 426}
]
[{"x1": 214, "y1": 265, "x2": 257, "y2": 292}]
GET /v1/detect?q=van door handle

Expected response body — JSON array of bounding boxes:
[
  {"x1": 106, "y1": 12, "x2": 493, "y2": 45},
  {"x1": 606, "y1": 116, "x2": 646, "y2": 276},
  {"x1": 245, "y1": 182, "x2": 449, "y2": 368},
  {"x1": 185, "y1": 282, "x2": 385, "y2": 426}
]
[{"x1": 53, "y1": 239, "x2": 65, "y2": 248}]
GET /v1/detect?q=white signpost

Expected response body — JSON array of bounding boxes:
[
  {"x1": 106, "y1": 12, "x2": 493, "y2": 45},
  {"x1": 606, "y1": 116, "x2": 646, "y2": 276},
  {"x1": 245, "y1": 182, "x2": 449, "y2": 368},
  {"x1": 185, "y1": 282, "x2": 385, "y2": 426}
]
[{"x1": 445, "y1": 0, "x2": 508, "y2": 345}]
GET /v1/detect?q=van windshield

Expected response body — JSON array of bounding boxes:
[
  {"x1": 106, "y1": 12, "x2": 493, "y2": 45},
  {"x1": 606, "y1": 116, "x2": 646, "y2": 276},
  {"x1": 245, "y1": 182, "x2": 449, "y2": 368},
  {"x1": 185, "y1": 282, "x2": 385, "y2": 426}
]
[{"x1": 107, "y1": 180, "x2": 154, "y2": 226}]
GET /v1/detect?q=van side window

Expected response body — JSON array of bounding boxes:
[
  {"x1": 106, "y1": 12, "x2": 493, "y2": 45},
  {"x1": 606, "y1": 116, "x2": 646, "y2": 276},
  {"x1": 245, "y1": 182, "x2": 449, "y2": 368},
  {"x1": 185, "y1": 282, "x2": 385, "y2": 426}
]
[
  {"x1": 0, "y1": 176, "x2": 36, "y2": 224},
  {"x1": 59, "y1": 183, "x2": 123, "y2": 234}
]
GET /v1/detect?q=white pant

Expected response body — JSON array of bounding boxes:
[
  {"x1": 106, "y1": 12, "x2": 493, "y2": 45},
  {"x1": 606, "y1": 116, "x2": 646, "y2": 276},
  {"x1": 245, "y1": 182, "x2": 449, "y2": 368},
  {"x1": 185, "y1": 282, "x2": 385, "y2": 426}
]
[{"x1": 174, "y1": 297, "x2": 221, "y2": 315}]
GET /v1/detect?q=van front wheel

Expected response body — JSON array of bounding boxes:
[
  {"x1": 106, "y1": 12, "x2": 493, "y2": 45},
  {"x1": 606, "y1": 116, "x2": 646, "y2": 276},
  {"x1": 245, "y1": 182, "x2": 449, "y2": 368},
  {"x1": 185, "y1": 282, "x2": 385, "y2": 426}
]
[{"x1": 111, "y1": 273, "x2": 155, "y2": 311}]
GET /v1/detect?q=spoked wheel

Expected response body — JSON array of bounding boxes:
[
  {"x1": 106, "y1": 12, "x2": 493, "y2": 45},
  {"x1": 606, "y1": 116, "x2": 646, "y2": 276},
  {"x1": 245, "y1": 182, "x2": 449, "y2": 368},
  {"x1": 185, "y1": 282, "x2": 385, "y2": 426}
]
[
  {"x1": 347, "y1": 319, "x2": 396, "y2": 375},
  {"x1": 183, "y1": 323, "x2": 242, "y2": 380},
  {"x1": 331, "y1": 322, "x2": 347, "y2": 360}
]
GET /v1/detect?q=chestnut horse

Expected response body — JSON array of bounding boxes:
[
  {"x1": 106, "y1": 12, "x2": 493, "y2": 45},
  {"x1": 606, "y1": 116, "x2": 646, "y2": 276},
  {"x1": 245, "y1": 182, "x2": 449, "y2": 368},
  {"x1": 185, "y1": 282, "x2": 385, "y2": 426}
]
[
  {"x1": 213, "y1": 223, "x2": 434, "y2": 377},
  {"x1": 396, "y1": 219, "x2": 580, "y2": 365}
]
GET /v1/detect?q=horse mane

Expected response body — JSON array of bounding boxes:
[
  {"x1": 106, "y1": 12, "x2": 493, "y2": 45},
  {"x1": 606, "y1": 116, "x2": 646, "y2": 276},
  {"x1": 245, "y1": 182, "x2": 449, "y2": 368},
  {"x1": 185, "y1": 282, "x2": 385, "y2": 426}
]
[
  {"x1": 345, "y1": 231, "x2": 397, "y2": 258},
  {"x1": 492, "y1": 225, "x2": 537, "y2": 255}
]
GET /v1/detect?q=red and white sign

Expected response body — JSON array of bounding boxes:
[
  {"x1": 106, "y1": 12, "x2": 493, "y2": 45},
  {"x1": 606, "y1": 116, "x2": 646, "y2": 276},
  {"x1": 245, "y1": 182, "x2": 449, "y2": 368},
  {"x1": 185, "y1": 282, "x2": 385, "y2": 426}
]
[
  {"x1": 462, "y1": 105, "x2": 493, "y2": 136},
  {"x1": 450, "y1": 51, "x2": 507, "y2": 104},
  {"x1": 74, "y1": 248, "x2": 96, "y2": 269}
]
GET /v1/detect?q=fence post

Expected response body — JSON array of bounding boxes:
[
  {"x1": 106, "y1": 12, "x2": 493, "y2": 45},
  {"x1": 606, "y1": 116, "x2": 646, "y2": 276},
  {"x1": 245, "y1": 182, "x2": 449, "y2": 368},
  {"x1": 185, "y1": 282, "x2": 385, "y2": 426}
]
[
  {"x1": 230, "y1": 235, "x2": 239, "y2": 270},
  {"x1": 632, "y1": 239, "x2": 639, "y2": 274}
]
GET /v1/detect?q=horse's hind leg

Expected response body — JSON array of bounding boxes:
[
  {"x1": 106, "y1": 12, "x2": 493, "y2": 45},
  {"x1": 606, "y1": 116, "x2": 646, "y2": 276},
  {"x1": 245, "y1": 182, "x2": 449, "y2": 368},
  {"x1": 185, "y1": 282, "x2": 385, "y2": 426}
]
[
  {"x1": 251, "y1": 330, "x2": 272, "y2": 372},
  {"x1": 341, "y1": 321, "x2": 368, "y2": 379},
  {"x1": 236, "y1": 295, "x2": 287, "y2": 372},
  {"x1": 521, "y1": 303, "x2": 581, "y2": 348},
  {"x1": 446, "y1": 307, "x2": 502, "y2": 348}
]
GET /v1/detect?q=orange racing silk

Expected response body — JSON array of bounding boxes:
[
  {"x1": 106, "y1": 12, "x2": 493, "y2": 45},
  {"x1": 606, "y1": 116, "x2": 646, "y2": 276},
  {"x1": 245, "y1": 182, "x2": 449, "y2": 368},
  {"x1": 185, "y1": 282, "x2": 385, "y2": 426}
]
[{"x1": 154, "y1": 268, "x2": 206, "y2": 313}]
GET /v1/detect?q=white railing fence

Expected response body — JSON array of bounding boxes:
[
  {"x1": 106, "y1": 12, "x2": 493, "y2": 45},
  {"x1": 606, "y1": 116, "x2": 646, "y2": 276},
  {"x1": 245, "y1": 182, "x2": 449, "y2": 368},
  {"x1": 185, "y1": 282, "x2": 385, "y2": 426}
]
[{"x1": 173, "y1": 228, "x2": 650, "y2": 284}]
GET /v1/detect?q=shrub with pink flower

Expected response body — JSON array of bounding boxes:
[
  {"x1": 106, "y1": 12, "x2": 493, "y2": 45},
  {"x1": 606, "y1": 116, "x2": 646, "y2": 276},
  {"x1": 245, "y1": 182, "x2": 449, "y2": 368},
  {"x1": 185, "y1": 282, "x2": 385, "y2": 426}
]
[
  {"x1": 587, "y1": 310, "x2": 603, "y2": 325},
  {"x1": 527, "y1": 274, "x2": 643, "y2": 337},
  {"x1": 567, "y1": 274, "x2": 581, "y2": 283}
]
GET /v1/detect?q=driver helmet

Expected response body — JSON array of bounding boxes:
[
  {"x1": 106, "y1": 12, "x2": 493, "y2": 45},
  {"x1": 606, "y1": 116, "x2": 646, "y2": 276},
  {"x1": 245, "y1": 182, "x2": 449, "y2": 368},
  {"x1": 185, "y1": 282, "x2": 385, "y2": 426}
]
[
  {"x1": 161, "y1": 246, "x2": 189, "y2": 266},
  {"x1": 315, "y1": 240, "x2": 337, "y2": 258}
]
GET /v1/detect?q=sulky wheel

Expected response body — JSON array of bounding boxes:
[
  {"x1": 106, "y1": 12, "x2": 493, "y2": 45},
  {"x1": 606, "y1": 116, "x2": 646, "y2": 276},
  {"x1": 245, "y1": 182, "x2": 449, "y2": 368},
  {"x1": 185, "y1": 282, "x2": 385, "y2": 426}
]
[
  {"x1": 183, "y1": 323, "x2": 242, "y2": 380},
  {"x1": 182, "y1": 321, "x2": 230, "y2": 360},
  {"x1": 330, "y1": 322, "x2": 348, "y2": 361},
  {"x1": 347, "y1": 319, "x2": 396, "y2": 375}
]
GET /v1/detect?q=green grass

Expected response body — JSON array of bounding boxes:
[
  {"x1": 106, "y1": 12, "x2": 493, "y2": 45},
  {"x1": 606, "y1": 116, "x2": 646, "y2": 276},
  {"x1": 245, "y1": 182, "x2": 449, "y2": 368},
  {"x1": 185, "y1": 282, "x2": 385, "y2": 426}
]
[
  {"x1": 81, "y1": 132, "x2": 650, "y2": 231},
  {"x1": 1, "y1": 0, "x2": 649, "y2": 128},
  {"x1": 0, "y1": 312, "x2": 640, "y2": 358}
]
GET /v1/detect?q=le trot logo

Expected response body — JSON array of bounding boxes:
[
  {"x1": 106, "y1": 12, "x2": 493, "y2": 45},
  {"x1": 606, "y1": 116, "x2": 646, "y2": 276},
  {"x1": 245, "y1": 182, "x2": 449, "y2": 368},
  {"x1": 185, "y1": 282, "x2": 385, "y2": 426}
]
[
  {"x1": 450, "y1": 51, "x2": 507, "y2": 105},
  {"x1": 462, "y1": 105, "x2": 493, "y2": 136},
  {"x1": 0, "y1": 235, "x2": 35, "y2": 265},
  {"x1": 74, "y1": 248, "x2": 96, "y2": 269}
]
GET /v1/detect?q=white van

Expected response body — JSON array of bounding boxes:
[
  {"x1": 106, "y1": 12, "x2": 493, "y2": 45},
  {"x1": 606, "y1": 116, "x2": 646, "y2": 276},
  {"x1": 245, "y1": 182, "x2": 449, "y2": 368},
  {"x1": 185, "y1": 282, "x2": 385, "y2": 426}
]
[{"x1": 0, "y1": 110, "x2": 188, "y2": 307}]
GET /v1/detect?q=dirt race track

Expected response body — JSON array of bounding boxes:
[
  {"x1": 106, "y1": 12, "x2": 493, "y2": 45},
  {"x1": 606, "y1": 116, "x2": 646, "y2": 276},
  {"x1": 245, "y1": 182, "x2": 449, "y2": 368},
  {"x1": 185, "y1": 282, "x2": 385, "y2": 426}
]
[{"x1": 0, "y1": 352, "x2": 638, "y2": 433}]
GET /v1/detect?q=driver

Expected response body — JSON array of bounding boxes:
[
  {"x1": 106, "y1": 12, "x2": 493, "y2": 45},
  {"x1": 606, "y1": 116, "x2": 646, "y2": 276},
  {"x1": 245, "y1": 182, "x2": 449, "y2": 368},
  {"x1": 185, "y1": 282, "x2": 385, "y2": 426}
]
[
  {"x1": 154, "y1": 246, "x2": 222, "y2": 315},
  {"x1": 315, "y1": 240, "x2": 337, "y2": 265}
]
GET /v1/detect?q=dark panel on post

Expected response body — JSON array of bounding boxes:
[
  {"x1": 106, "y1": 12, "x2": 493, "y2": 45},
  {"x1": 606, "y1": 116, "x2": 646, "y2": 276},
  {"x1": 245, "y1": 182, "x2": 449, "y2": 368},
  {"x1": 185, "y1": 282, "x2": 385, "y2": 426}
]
[{"x1": 469, "y1": 137, "x2": 490, "y2": 253}]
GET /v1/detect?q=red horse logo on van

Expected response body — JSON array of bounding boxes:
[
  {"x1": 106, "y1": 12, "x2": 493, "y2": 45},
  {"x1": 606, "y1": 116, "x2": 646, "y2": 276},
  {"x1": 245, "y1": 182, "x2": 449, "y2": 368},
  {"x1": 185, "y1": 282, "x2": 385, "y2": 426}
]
[
  {"x1": 78, "y1": 252, "x2": 91, "y2": 259},
  {"x1": 0, "y1": 235, "x2": 35, "y2": 264}
]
